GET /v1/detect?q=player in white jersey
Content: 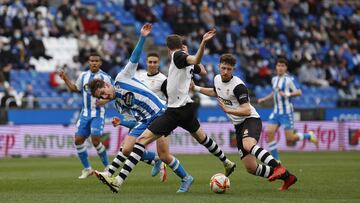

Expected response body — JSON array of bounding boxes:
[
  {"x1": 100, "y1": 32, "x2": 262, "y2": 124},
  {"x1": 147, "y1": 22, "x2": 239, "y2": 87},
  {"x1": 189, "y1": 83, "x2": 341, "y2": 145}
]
[
  {"x1": 136, "y1": 52, "x2": 167, "y2": 100},
  {"x1": 89, "y1": 24, "x2": 192, "y2": 193},
  {"x1": 59, "y1": 53, "x2": 111, "y2": 179},
  {"x1": 100, "y1": 29, "x2": 237, "y2": 194},
  {"x1": 258, "y1": 58, "x2": 318, "y2": 162},
  {"x1": 193, "y1": 54, "x2": 297, "y2": 191}
]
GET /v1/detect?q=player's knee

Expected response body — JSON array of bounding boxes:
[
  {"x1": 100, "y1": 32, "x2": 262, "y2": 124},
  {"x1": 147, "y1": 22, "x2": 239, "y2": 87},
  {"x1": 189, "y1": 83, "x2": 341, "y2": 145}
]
[
  {"x1": 242, "y1": 143, "x2": 253, "y2": 153},
  {"x1": 74, "y1": 137, "x2": 85, "y2": 145},
  {"x1": 158, "y1": 152, "x2": 171, "y2": 163},
  {"x1": 121, "y1": 147, "x2": 131, "y2": 157},
  {"x1": 91, "y1": 138, "x2": 100, "y2": 146}
]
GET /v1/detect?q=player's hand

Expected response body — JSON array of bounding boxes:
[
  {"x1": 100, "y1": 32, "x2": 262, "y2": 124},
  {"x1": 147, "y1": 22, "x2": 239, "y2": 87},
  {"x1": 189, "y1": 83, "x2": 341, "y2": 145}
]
[
  {"x1": 279, "y1": 91, "x2": 290, "y2": 97},
  {"x1": 112, "y1": 117, "x2": 121, "y2": 127},
  {"x1": 257, "y1": 98, "x2": 265, "y2": 104},
  {"x1": 141, "y1": 23, "x2": 152, "y2": 37},
  {"x1": 217, "y1": 98, "x2": 228, "y2": 113},
  {"x1": 202, "y1": 28, "x2": 216, "y2": 43},
  {"x1": 58, "y1": 69, "x2": 66, "y2": 80}
]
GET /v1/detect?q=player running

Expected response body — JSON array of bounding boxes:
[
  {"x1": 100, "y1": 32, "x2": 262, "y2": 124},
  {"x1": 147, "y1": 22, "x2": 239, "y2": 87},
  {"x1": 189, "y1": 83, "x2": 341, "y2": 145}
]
[
  {"x1": 59, "y1": 53, "x2": 111, "y2": 179},
  {"x1": 91, "y1": 23, "x2": 192, "y2": 192},
  {"x1": 258, "y1": 58, "x2": 318, "y2": 162},
  {"x1": 193, "y1": 54, "x2": 297, "y2": 191}
]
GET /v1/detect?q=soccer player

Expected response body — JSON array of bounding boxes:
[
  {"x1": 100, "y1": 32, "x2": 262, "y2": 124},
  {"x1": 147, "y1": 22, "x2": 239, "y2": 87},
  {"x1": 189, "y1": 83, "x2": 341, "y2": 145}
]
[
  {"x1": 94, "y1": 29, "x2": 237, "y2": 193},
  {"x1": 59, "y1": 53, "x2": 111, "y2": 179},
  {"x1": 90, "y1": 23, "x2": 192, "y2": 192},
  {"x1": 193, "y1": 53, "x2": 297, "y2": 191},
  {"x1": 258, "y1": 58, "x2": 318, "y2": 162}
]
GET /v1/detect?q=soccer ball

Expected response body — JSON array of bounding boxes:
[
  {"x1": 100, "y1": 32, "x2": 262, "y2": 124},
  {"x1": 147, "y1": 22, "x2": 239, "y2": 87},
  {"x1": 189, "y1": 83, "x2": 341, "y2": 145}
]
[{"x1": 209, "y1": 173, "x2": 230, "y2": 194}]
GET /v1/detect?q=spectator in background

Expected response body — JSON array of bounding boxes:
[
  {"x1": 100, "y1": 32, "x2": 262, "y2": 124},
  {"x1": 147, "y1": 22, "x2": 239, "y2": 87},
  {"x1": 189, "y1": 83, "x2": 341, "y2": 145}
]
[
  {"x1": 21, "y1": 83, "x2": 39, "y2": 109},
  {"x1": 0, "y1": 37, "x2": 15, "y2": 81},
  {"x1": 0, "y1": 86, "x2": 18, "y2": 108},
  {"x1": 28, "y1": 30, "x2": 52, "y2": 60},
  {"x1": 81, "y1": 9, "x2": 100, "y2": 34},
  {"x1": 134, "y1": 0, "x2": 157, "y2": 23},
  {"x1": 163, "y1": 0, "x2": 177, "y2": 24},
  {"x1": 65, "y1": 9, "x2": 84, "y2": 37}
]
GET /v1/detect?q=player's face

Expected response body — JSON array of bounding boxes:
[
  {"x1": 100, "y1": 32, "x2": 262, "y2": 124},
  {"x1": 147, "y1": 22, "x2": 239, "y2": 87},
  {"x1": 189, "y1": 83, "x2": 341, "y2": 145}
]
[
  {"x1": 219, "y1": 63, "x2": 234, "y2": 82},
  {"x1": 94, "y1": 83, "x2": 114, "y2": 100},
  {"x1": 276, "y1": 62, "x2": 287, "y2": 76},
  {"x1": 88, "y1": 56, "x2": 102, "y2": 73},
  {"x1": 147, "y1": 56, "x2": 159, "y2": 74}
]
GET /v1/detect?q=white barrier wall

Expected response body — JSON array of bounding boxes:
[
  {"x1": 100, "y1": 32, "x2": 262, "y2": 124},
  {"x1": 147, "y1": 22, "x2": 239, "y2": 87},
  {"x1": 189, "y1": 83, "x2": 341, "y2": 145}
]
[{"x1": 0, "y1": 121, "x2": 359, "y2": 157}]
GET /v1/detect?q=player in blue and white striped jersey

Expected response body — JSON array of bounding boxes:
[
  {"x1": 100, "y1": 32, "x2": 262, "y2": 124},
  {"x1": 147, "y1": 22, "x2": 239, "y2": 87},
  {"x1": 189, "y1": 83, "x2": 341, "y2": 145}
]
[
  {"x1": 258, "y1": 58, "x2": 318, "y2": 162},
  {"x1": 59, "y1": 53, "x2": 111, "y2": 179},
  {"x1": 89, "y1": 23, "x2": 192, "y2": 193}
]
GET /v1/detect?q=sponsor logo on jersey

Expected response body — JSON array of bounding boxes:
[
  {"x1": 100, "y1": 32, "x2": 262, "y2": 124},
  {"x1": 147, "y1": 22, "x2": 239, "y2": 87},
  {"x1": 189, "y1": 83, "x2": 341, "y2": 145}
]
[
  {"x1": 124, "y1": 92, "x2": 135, "y2": 107},
  {"x1": 218, "y1": 96, "x2": 232, "y2": 106}
]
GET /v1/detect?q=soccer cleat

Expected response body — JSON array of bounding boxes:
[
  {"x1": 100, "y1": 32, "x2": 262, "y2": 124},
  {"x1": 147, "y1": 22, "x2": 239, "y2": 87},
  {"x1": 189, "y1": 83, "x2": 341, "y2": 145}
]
[
  {"x1": 224, "y1": 160, "x2": 236, "y2": 177},
  {"x1": 95, "y1": 170, "x2": 120, "y2": 193},
  {"x1": 309, "y1": 131, "x2": 319, "y2": 147},
  {"x1": 278, "y1": 174, "x2": 297, "y2": 191},
  {"x1": 268, "y1": 164, "x2": 286, "y2": 182},
  {"x1": 177, "y1": 175, "x2": 194, "y2": 193},
  {"x1": 151, "y1": 160, "x2": 163, "y2": 177},
  {"x1": 159, "y1": 163, "x2": 167, "y2": 182},
  {"x1": 78, "y1": 168, "x2": 94, "y2": 179}
]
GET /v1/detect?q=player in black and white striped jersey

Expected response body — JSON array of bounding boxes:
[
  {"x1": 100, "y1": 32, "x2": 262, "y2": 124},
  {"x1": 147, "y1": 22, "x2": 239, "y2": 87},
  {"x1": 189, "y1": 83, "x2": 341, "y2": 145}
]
[{"x1": 192, "y1": 53, "x2": 297, "y2": 191}]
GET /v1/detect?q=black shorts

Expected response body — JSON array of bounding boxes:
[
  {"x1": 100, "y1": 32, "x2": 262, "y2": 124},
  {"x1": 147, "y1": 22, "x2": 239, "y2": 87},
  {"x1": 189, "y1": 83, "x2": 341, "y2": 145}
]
[
  {"x1": 148, "y1": 103, "x2": 200, "y2": 136},
  {"x1": 234, "y1": 117, "x2": 262, "y2": 159}
]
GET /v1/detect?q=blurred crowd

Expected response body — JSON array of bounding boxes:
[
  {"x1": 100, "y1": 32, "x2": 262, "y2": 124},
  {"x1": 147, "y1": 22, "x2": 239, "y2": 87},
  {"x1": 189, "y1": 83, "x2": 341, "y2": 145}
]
[{"x1": 0, "y1": 0, "x2": 360, "y2": 108}]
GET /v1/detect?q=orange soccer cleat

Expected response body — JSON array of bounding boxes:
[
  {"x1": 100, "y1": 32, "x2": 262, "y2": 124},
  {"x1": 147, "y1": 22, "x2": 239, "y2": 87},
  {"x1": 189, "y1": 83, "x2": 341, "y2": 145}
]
[
  {"x1": 278, "y1": 174, "x2": 297, "y2": 191},
  {"x1": 268, "y1": 164, "x2": 287, "y2": 182}
]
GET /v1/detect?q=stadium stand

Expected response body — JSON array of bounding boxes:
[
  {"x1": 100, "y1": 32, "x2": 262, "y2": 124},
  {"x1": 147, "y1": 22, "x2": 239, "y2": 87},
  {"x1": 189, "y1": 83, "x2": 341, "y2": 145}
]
[{"x1": 0, "y1": 0, "x2": 359, "y2": 109}]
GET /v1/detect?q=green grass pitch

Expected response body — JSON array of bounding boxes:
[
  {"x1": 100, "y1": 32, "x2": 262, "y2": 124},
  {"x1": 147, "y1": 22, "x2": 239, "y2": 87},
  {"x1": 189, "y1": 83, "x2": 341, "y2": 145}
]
[{"x1": 0, "y1": 152, "x2": 359, "y2": 203}]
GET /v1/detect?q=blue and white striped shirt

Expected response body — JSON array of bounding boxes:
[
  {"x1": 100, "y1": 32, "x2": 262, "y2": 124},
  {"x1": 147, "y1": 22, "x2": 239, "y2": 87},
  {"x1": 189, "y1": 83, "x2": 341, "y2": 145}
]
[
  {"x1": 76, "y1": 70, "x2": 112, "y2": 118},
  {"x1": 272, "y1": 74, "x2": 299, "y2": 114},
  {"x1": 114, "y1": 62, "x2": 166, "y2": 122}
]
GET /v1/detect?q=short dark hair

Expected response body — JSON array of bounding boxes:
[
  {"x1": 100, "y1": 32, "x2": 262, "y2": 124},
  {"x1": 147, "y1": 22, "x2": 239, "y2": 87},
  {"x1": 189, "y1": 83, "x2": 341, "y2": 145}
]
[
  {"x1": 147, "y1": 52, "x2": 160, "y2": 59},
  {"x1": 220, "y1": 54, "x2": 236, "y2": 66},
  {"x1": 166, "y1": 34, "x2": 183, "y2": 50},
  {"x1": 276, "y1": 57, "x2": 288, "y2": 66},
  {"x1": 89, "y1": 52, "x2": 102, "y2": 59},
  {"x1": 88, "y1": 79, "x2": 105, "y2": 97}
]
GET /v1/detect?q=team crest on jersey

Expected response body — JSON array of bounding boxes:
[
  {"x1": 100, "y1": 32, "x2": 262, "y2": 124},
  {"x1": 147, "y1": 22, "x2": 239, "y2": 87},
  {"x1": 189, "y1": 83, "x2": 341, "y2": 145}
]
[
  {"x1": 226, "y1": 89, "x2": 230, "y2": 95},
  {"x1": 243, "y1": 129, "x2": 249, "y2": 137},
  {"x1": 218, "y1": 96, "x2": 232, "y2": 105},
  {"x1": 123, "y1": 92, "x2": 135, "y2": 106},
  {"x1": 83, "y1": 84, "x2": 89, "y2": 92}
]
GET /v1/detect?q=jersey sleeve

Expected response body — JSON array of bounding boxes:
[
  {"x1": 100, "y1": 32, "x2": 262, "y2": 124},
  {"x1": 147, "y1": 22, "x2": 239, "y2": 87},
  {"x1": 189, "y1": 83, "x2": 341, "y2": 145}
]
[
  {"x1": 288, "y1": 77, "x2": 299, "y2": 92},
  {"x1": 173, "y1": 51, "x2": 190, "y2": 69},
  {"x1": 115, "y1": 61, "x2": 138, "y2": 81},
  {"x1": 103, "y1": 74, "x2": 113, "y2": 85},
  {"x1": 233, "y1": 84, "x2": 249, "y2": 105},
  {"x1": 160, "y1": 79, "x2": 168, "y2": 98},
  {"x1": 75, "y1": 73, "x2": 83, "y2": 92}
]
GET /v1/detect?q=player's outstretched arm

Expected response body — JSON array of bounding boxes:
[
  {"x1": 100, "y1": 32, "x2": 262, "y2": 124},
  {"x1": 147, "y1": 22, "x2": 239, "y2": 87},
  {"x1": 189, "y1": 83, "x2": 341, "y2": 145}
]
[
  {"x1": 195, "y1": 64, "x2": 207, "y2": 76},
  {"x1": 129, "y1": 23, "x2": 152, "y2": 64},
  {"x1": 191, "y1": 81, "x2": 217, "y2": 97},
  {"x1": 58, "y1": 69, "x2": 79, "y2": 92},
  {"x1": 257, "y1": 91, "x2": 274, "y2": 104},
  {"x1": 186, "y1": 29, "x2": 216, "y2": 65},
  {"x1": 118, "y1": 23, "x2": 152, "y2": 80}
]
